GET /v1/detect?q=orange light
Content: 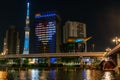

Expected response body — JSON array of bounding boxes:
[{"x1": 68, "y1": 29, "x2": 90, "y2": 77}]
[
  {"x1": 35, "y1": 13, "x2": 41, "y2": 17},
  {"x1": 67, "y1": 38, "x2": 74, "y2": 42}
]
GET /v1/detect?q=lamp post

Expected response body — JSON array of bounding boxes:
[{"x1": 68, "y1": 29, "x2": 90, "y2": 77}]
[
  {"x1": 112, "y1": 36, "x2": 120, "y2": 45},
  {"x1": 91, "y1": 44, "x2": 95, "y2": 52}
]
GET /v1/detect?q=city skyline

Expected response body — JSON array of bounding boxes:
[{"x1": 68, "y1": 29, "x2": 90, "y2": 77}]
[{"x1": 0, "y1": 0, "x2": 120, "y2": 51}]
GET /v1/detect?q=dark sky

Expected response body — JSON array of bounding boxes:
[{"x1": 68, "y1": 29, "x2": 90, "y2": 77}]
[{"x1": 0, "y1": 0, "x2": 120, "y2": 52}]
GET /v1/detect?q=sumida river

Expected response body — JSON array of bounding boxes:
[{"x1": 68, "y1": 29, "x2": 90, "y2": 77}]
[{"x1": 0, "y1": 68, "x2": 120, "y2": 80}]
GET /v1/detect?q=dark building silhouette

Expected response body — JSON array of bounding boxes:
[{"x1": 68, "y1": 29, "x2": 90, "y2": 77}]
[{"x1": 3, "y1": 26, "x2": 20, "y2": 54}]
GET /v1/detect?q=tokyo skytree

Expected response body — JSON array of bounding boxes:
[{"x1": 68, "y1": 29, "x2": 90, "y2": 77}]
[{"x1": 23, "y1": 1, "x2": 30, "y2": 54}]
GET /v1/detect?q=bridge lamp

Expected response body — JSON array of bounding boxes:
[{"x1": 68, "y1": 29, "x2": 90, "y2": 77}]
[{"x1": 112, "y1": 36, "x2": 120, "y2": 45}]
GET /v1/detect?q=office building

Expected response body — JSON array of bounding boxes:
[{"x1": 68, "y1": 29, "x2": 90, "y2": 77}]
[
  {"x1": 34, "y1": 11, "x2": 61, "y2": 63},
  {"x1": 34, "y1": 11, "x2": 61, "y2": 53},
  {"x1": 63, "y1": 21, "x2": 90, "y2": 52}
]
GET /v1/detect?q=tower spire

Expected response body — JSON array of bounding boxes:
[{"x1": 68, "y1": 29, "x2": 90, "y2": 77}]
[{"x1": 23, "y1": 1, "x2": 30, "y2": 54}]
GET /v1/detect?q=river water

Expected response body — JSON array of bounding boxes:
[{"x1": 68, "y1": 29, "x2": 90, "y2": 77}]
[{"x1": 0, "y1": 68, "x2": 120, "y2": 80}]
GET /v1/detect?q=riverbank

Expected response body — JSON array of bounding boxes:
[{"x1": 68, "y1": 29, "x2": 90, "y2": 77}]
[{"x1": 0, "y1": 64, "x2": 102, "y2": 72}]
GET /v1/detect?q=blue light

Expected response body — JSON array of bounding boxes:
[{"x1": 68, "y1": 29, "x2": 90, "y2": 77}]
[
  {"x1": 27, "y1": 2, "x2": 30, "y2": 16},
  {"x1": 75, "y1": 39, "x2": 83, "y2": 43},
  {"x1": 50, "y1": 58, "x2": 56, "y2": 63},
  {"x1": 27, "y1": 2, "x2": 30, "y2": 6},
  {"x1": 35, "y1": 13, "x2": 56, "y2": 19},
  {"x1": 23, "y1": 33, "x2": 29, "y2": 54}
]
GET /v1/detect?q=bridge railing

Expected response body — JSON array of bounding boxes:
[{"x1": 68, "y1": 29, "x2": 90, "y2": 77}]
[
  {"x1": 105, "y1": 44, "x2": 120, "y2": 57},
  {"x1": 0, "y1": 52, "x2": 105, "y2": 59}
]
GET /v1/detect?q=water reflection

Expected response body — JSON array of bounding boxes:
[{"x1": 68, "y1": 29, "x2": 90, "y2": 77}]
[
  {"x1": 0, "y1": 71, "x2": 7, "y2": 80},
  {"x1": 83, "y1": 69, "x2": 92, "y2": 80},
  {"x1": 28, "y1": 69, "x2": 40, "y2": 80},
  {"x1": 82, "y1": 69, "x2": 101, "y2": 80},
  {"x1": 39, "y1": 69, "x2": 48, "y2": 80},
  {"x1": 19, "y1": 70, "x2": 27, "y2": 80},
  {"x1": 0, "y1": 68, "x2": 119, "y2": 80},
  {"x1": 101, "y1": 71, "x2": 116, "y2": 80},
  {"x1": 49, "y1": 69, "x2": 56, "y2": 80}
]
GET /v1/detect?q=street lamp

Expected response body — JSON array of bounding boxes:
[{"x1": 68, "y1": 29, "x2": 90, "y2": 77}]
[{"x1": 112, "y1": 36, "x2": 120, "y2": 45}]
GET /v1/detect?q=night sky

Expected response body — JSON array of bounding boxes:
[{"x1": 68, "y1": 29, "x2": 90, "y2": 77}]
[{"x1": 0, "y1": 0, "x2": 120, "y2": 52}]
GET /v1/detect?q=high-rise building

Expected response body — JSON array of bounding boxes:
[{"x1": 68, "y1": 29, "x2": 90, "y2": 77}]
[
  {"x1": 63, "y1": 21, "x2": 90, "y2": 52},
  {"x1": 23, "y1": 1, "x2": 30, "y2": 54},
  {"x1": 63, "y1": 21, "x2": 86, "y2": 43},
  {"x1": 3, "y1": 26, "x2": 20, "y2": 54},
  {"x1": 34, "y1": 11, "x2": 61, "y2": 53}
]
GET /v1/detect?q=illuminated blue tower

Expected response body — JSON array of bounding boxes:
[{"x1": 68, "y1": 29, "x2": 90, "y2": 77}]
[{"x1": 23, "y1": 1, "x2": 30, "y2": 54}]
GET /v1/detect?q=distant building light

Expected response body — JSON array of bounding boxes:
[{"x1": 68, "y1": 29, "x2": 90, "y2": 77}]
[
  {"x1": 75, "y1": 39, "x2": 83, "y2": 43},
  {"x1": 35, "y1": 13, "x2": 41, "y2": 17},
  {"x1": 35, "y1": 13, "x2": 56, "y2": 19},
  {"x1": 67, "y1": 38, "x2": 75, "y2": 42},
  {"x1": 68, "y1": 44, "x2": 75, "y2": 47}
]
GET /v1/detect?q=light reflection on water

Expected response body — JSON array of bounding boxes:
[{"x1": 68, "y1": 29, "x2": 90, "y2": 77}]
[
  {"x1": 0, "y1": 71, "x2": 7, "y2": 80},
  {"x1": 82, "y1": 69, "x2": 102, "y2": 80},
  {"x1": 19, "y1": 70, "x2": 27, "y2": 80},
  {"x1": 28, "y1": 69, "x2": 40, "y2": 80},
  {"x1": 0, "y1": 68, "x2": 119, "y2": 80},
  {"x1": 101, "y1": 71, "x2": 116, "y2": 80}
]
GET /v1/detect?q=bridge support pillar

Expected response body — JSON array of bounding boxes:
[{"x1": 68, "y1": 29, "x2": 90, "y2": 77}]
[
  {"x1": 115, "y1": 53, "x2": 120, "y2": 74},
  {"x1": 20, "y1": 58, "x2": 24, "y2": 67},
  {"x1": 47, "y1": 58, "x2": 51, "y2": 67},
  {"x1": 79, "y1": 57, "x2": 83, "y2": 68}
]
